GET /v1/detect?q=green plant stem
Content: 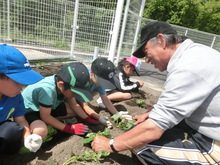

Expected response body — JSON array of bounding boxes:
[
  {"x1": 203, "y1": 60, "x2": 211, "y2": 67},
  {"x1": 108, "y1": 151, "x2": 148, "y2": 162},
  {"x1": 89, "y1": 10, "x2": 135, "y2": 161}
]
[{"x1": 63, "y1": 159, "x2": 89, "y2": 165}]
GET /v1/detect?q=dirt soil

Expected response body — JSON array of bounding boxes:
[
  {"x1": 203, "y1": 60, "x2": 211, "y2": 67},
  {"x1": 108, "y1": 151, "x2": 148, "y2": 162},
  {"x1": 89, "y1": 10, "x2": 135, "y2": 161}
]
[{"x1": 0, "y1": 62, "x2": 161, "y2": 165}]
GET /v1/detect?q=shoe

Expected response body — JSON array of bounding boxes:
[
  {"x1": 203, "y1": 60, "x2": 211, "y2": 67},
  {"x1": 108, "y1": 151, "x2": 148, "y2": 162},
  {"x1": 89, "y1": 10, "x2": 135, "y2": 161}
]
[
  {"x1": 97, "y1": 97, "x2": 106, "y2": 108},
  {"x1": 63, "y1": 117, "x2": 78, "y2": 125}
]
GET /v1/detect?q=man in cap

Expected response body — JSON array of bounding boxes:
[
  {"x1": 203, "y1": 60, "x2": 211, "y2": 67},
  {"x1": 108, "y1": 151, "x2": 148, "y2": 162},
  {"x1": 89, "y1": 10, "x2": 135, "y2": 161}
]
[
  {"x1": 76, "y1": 58, "x2": 132, "y2": 129},
  {"x1": 22, "y1": 62, "x2": 100, "y2": 142},
  {"x1": 0, "y1": 44, "x2": 44, "y2": 153},
  {"x1": 91, "y1": 21, "x2": 220, "y2": 164}
]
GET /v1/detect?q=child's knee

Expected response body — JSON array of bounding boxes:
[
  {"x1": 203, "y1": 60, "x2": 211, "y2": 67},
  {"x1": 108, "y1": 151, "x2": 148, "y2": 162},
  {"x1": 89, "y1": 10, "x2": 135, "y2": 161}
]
[
  {"x1": 124, "y1": 93, "x2": 132, "y2": 100},
  {"x1": 30, "y1": 120, "x2": 48, "y2": 138}
]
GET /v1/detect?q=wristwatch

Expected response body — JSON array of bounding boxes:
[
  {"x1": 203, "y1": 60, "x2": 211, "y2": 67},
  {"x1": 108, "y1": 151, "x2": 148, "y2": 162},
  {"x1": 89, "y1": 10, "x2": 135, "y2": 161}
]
[{"x1": 109, "y1": 138, "x2": 118, "y2": 152}]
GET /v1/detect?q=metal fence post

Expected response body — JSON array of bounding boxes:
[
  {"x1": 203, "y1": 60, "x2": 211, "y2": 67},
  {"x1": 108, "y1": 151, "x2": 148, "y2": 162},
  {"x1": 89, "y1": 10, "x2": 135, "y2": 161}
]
[
  {"x1": 62, "y1": 0, "x2": 67, "y2": 43},
  {"x1": 70, "y1": 0, "x2": 79, "y2": 59},
  {"x1": 7, "y1": 0, "x2": 11, "y2": 41},
  {"x1": 115, "y1": 0, "x2": 130, "y2": 66},
  {"x1": 131, "y1": 0, "x2": 146, "y2": 55},
  {"x1": 108, "y1": 0, "x2": 124, "y2": 62},
  {"x1": 211, "y1": 36, "x2": 216, "y2": 48},
  {"x1": 93, "y1": 46, "x2": 99, "y2": 60},
  {"x1": 185, "y1": 29, "x2": 188, "y2": 36}
]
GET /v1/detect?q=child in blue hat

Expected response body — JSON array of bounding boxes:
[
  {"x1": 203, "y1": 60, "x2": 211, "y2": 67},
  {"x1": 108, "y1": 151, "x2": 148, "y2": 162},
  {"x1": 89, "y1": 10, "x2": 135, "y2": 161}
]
[{"x1": 0, "y1": 44, "x2": 44, "y2": 153}]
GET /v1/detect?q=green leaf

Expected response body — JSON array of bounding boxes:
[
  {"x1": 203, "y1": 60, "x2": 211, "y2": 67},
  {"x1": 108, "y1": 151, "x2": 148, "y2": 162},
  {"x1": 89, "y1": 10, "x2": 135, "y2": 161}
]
[
  {"x1": 97, "y1": 130, "x2": 111, "y2": 137},
  {"x1": 111, "y1": 113, "x2": 120, "y2": 122},
  {"x1": 82, "y1": 130, "x2": 111, "y2": 144},
  {"x1": 82, "y1": 133, "x2": 96, "y2": 144},
  {"x1": 82, "y1": 137, "x2": 94, "y2": 144},
  {"x1": 98, "y1": 151, "x2": 110, "y2": 157}
]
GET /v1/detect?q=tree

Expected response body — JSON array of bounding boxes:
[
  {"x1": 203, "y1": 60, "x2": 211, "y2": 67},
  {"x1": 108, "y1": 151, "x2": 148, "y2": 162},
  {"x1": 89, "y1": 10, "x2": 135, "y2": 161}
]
[
  {"x1": 143, "y1": 0, "x2": 201, "y2": 29},
  {"x1": 196, "y1": 0, "x2": 220, "y2": 35},
  {"x1": 143, "y1": 0, "x2": 220, "y2": 35}
]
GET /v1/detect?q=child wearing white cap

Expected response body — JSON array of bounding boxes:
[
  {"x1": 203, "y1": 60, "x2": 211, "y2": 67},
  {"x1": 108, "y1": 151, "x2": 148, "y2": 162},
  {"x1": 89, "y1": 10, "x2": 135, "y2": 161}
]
[{"x1": 0, "y1": 44, "x2": 44, "y2": 153}]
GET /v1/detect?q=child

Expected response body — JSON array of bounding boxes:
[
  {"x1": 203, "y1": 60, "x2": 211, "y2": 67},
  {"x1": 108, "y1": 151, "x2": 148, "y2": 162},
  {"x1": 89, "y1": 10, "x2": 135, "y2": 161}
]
[
  {"x1": 22, "y1": 62, "x2": 99, "y2": 140},
  {"x1": 76, "y1": 58, "x2": 132, "y2": 129},
  {"x1": 98, "y1": 56, "x2": 144, "y2": 103},
  {"x1": 0, "y1": 44, "x2": 44, "y2": 153}
]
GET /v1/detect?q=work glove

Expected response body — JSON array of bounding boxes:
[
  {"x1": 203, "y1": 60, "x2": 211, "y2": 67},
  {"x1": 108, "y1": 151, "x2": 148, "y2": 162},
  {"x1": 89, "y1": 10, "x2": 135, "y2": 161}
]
[
  {"x1": 24, "y1": 134, "x2": 42, "y2": 152},
  {"x1": 62, "y1": 123, "x2": 89, "y2": 135},
  {"x1": 83, "y1": 117, "x2": 100, "y2": 126},
  {"x1": 98, "y1": 116, "x2": 113, "y2": 129},
  {"x1": 114, "y1": 111, "x2": 133, "y2": 121}
]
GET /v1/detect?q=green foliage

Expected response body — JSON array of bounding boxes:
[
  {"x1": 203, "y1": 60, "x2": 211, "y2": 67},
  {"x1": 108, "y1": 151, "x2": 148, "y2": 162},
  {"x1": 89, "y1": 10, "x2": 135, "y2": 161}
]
[
  {"x1": 63, "y1": 130, "x2": 111, "y2": 165},
  {"x1": 82, "y1": 130, "x2": 111, "y2": 144},
  {"x1": 51, "y1": 42, "x2": 70, "y2": 49},
  {"x1": 43, "y1": 125, "x2": 58, "y2": 143},
  {"x1": 112, "y1": 113, "x2": 134, "y2": 131},
  {"x1": 144, "y1": 0, "x2": 200, "y2": 28},
  {"x1": 135, "y1": 99, "x2": 147, "y2": 108},
  {"x1": 62, "y1": 150, "x2": 110, "y2": 165},
  {"x1": 144, "y1": 0, "x2": 220, "y2": 34},
  {"x1": 196, "y1": 0, "x2": 220, "y2": 35}
]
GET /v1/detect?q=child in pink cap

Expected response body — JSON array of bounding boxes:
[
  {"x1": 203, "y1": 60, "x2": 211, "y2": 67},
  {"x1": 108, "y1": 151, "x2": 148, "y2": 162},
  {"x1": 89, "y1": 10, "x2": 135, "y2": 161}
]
[{"x1": 97, "y1": 56, "x2": 144, "y2": 105}]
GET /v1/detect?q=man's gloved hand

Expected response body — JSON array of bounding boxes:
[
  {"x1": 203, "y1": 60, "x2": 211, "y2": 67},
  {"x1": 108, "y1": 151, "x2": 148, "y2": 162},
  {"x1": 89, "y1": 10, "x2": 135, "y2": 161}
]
[
  {"x1": 116, "y1": 111, "x2": 133, "y2": 120},
  {"x1": 62, "y1": 123, "x2": 89, "y2": 135},
  {"x1": 24, "y1": 134, "x2": 42, "y2": 152},
  {"x1": 98, "y1": 116, "x2": 113, "y2": 129}
]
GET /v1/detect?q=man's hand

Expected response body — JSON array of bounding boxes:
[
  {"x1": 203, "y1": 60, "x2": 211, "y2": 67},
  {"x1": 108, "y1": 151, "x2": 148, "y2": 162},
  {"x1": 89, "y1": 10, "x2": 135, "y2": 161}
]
[
  {"x1": 133, "y1": 109, "x2": 152, "y2": 125},
  {"x1": 91, "y1": 136, "x2": 112, "y2": 153},
  {"x1": 62, "y1": 123, "x2": 89, "y2": 135},
  {"x1": 24, "y1": 134, "x2": 42, "y2": 152},
  {"x1": 98, "y1": 116, "x2": 113, "y2": 128}
]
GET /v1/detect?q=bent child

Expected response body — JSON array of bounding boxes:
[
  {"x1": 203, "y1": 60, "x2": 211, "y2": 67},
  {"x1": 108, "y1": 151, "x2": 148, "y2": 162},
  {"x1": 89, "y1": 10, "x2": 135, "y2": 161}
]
[
  {"x1": 99, "y1": 56, "x2": 144, "y2": 103},
  {"x1": 76, "y1": 58, "x2": 133, "y2": 129},
  {"x1": 22, "y1": 62, "x2": 100, "y2": 140}
]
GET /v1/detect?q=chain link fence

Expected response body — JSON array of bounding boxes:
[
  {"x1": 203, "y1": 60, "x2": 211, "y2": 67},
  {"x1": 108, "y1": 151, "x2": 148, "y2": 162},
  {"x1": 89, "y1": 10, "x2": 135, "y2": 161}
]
[{"x1": 0, "y1": 0, "x2": 219, "y2": 62}]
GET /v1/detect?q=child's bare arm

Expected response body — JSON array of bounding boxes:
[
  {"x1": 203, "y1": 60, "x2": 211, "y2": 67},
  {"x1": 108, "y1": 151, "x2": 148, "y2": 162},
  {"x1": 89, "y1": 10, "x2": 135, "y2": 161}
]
[
  {"x1": 79, "y1": 102, "x2": 100, "y2": 120},
  {"x1": 100, "y1": 94, "x2": 118, "y2": 114},
  {"x1": 14, "y1": 116, "x2": 32, "y2": 139},
  {"x1": 39, "y1": 106, "x2": 66, "y2": 131}
]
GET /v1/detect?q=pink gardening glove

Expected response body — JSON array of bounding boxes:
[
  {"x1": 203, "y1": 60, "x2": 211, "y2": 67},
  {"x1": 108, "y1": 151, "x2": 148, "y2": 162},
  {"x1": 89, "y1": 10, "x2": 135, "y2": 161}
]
[{"x1": 62, "y1": 123, "x2": 89, "y2": 135}]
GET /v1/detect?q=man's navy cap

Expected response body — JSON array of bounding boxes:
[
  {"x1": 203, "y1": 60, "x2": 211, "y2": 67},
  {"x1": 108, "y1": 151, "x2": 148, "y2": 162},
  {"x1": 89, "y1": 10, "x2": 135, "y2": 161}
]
[{"x1": 133, "y1": 21, "x2": 177, "y2": 58}]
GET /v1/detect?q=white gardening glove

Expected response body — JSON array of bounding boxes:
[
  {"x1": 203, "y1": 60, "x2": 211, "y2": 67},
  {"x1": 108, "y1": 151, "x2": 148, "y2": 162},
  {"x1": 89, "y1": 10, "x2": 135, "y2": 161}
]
[
  {"x1": 98, "y1": 116, "x2": 113, "y2": 129},
  {"x1": 24, "y1": 134, "x2": 42, "y2": 152},
  {"x1": 118, "y1": 111, "x2": 133, "y2": 121}
]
